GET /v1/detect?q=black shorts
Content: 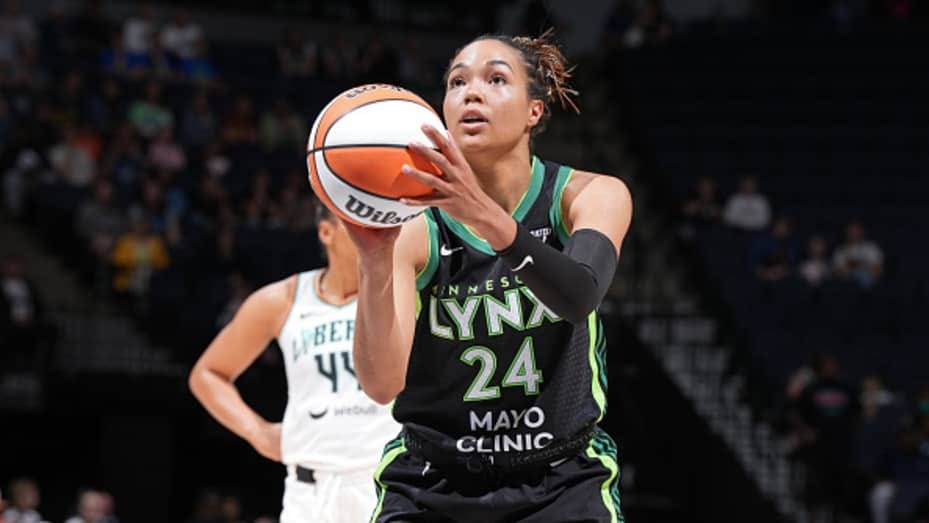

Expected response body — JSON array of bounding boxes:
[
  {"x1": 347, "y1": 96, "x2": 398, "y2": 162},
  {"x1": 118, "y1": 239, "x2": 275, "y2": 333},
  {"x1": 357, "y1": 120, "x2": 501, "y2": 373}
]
[{"x1": 369, "y1": 427, "x2": 624, "y2": 523}]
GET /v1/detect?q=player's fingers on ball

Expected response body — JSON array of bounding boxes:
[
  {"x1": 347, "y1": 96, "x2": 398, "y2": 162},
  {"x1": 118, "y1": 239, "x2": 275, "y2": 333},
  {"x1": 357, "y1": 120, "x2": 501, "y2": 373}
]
[
  {"x1": 409, "y1": 142, "x2": 454, "y2": 175},
  {"x1": 400, "y1": 195, "x2": 445, "y2": 207},
  {"x1": 421, "y1": 125, "x2": 453, "y2": 156},
  {"x1": 401, "y1": 164, "x2": 448, "y2": 190}
]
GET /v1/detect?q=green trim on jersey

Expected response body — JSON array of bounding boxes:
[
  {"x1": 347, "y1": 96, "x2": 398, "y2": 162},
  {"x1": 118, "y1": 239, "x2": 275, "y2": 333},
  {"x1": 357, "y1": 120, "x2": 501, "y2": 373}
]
[
  {"x1": 416, "y1": 213, "x2": 440, "y2": 291},
  {"x1": 587, "y1": 430, "x2": 623, "y2": 522},
  {"x1": 549, "y1": 166, "x2": 575, "y2": 245},
  {"x1": 588, "y1": 312, "x2": 608, "y2": 421},
  {"x1": 438, "y1": 156, "x2": 545, "y2": 255},
  {"x1": 370, "y1": 436, "x2": 407, "y2": 523}
]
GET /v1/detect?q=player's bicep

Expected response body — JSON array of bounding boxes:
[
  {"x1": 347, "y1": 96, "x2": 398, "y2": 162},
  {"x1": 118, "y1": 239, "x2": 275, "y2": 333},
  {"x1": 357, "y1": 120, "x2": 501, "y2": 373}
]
[
  {"x1": 194, "y1": 281, "x2": 290, "y2": 382},
  {"x1": 566, "y1": 174, "x2": 633, "y2": 256}
]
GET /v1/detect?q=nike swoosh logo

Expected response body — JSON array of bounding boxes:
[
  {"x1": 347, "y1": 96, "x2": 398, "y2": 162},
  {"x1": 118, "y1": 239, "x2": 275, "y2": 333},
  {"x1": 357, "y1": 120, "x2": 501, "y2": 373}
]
[
  {"x1": 439, "y1": 244, "x2": 463, "y2": 256},
  {"x1": 300, "y1": 312, "x2": 314, "y2": 319},
  {"x1": 309, "y1": 409, "x2": 328, "y2": 419},
  {"x1": 512, "y1": 255, "x2": 534, "y2": 272}
]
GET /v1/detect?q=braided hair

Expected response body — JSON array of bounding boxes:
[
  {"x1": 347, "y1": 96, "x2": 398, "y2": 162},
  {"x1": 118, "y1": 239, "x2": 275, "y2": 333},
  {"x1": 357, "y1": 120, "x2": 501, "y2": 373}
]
[{"x1": 448, "y1": 28, "x2": 579, "y2": 137}]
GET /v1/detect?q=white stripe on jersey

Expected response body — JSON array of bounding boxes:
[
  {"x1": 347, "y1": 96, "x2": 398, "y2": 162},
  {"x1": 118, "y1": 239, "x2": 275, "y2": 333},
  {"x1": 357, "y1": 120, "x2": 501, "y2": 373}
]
[{"x1": 277, "y1": 269, "x2": 400, "y2": 472}]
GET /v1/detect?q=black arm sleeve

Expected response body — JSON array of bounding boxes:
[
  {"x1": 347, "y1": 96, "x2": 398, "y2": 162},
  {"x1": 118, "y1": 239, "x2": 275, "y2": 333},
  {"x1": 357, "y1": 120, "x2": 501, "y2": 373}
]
[{"x1": 495, "y1": 224, "x2": 618, "y2": 323}]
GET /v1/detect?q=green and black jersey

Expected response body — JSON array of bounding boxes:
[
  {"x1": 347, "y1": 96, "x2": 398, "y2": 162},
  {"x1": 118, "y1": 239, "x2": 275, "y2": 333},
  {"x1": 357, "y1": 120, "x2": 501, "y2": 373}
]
[{"x1": 392, "y1": 156, "x2": 610, "y2": 458}]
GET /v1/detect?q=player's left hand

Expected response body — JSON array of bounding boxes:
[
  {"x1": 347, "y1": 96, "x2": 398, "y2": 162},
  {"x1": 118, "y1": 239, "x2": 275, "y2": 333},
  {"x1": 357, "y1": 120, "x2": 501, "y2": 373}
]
[{"x1": 402, "y1": 125, "x2": 501, "y2": 230}]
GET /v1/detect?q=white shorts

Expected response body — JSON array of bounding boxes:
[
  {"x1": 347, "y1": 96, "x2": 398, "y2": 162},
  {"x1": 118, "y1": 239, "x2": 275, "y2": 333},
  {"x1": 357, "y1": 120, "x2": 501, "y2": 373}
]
[{"x1": 280, "y1": 465, "x2": 378, "y2": 523}]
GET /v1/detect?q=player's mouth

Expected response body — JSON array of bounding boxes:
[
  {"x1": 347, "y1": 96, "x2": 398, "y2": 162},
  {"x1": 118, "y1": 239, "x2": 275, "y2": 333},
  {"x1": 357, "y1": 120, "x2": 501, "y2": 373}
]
[{"x1": 459, "y1": 110, "x2": 488, "y2": 131}]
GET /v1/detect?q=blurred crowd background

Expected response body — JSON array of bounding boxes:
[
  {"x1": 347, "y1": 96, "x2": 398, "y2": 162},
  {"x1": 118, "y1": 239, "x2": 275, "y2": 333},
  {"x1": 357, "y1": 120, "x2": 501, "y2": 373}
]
[{"x1": 1, "y1": 0, "x2": 927, "y2": 522}]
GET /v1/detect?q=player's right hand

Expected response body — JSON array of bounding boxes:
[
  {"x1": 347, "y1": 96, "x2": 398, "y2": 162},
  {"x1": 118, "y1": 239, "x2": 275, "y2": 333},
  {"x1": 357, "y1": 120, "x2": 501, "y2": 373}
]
[
  {"x1": 341, "y1": 218, "x2": 401, "y2": 260},
  {"x1": 248, "y1": 420, "x2": 283, "y2": 462}
]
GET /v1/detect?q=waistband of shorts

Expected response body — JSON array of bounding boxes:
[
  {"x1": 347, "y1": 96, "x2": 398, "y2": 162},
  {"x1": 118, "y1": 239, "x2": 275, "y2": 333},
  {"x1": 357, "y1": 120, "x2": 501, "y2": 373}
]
[
  {"x1": 286, "y1": 463, "x2": 377, "y2": 481},
  {"x1": 401, "y1": 424, "x2": 597, "y2": 474}
]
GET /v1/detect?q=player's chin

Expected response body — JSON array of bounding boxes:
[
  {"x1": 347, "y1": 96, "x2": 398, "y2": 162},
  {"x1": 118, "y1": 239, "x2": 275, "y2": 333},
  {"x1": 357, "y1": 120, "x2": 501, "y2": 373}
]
[{"x1": 454, "y1": 131, "x2": 492, "y2": 152}]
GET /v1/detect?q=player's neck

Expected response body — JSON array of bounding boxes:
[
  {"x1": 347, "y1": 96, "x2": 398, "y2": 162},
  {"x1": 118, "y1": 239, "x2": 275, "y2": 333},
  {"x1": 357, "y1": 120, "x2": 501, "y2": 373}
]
[
  {"x1": 316, "y1": 265, "x2": 357, "y2": 305},
  {"x1": 470, "y1": 151, "x2": 532, "y2": 216}
]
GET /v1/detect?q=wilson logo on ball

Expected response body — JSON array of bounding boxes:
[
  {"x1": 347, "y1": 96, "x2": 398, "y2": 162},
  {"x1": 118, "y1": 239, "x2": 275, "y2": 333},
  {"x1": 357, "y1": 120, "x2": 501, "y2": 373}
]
[{"x1": 306, "y1": 83, "x2": 445, "y2": 228}]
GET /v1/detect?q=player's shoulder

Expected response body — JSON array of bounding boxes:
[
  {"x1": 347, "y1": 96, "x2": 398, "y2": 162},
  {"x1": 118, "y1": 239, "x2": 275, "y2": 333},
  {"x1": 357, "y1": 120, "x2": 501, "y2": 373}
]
[
  {"x1": 396, "y1": 212, "x2": 430, "y2": 270},
  {"x1": 563, "y1": 169, "x2": 631, "y2": 205},
  {"x1": 244, "y1": 274, "x2": 300, "y2": 315}
]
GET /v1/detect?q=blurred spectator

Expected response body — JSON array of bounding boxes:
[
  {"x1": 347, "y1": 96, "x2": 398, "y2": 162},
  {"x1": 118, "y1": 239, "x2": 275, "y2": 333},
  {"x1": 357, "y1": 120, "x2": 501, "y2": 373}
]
[
  {"x1": 252, "y1": 517, "x2": 275, "y2": 523},
  {"x1": 87, "y1": 78, "x2": 125, "y2": 134},
  {"x1": 50, "y1": 70, "x2": 86, "y2": 128},
  {"x1": 601, "y1": 0, "x2": 638, "y2": 50},
  {"x1": 277, "y1": 29, "x2": 318, "y2": 78},
  {"x1": 177, "y1": 40, "x2": 217, "y2": 84},
  {"x1": 680, "y1": 176, "x2": 722, "y2": 235},
  {"x1": 259, "y1": 100, "x2": 306, "y2": 152},
  {"x1": 187, "y1": 489, "x2": 221, "y2": 523},
  {"x1": 75, "y1": 180, "x2": 125, "y2": 264},
  {"x1": 751, "y1": 217, "x2": 799, "y2": 282},
  {"x1": 2, "y1": 477, "x2": 41, "y2": 523},
  {"x1": 148, "y1": 127, "x2": 187, "y2": 173},
  {"x1": 1, "y1": 254, "x2": 49, "y2": 373},
  {"x1": 100, "y1": 124, "x2": 145, "y2": 198},
  {"x1": 799, "y1": 235, "x2": 832, "y2": 287},
  {"x1": 128, "y1": 82, "x2": 174, "y2": 139},
  {"x1": 0, "y1": 1, "x2": 38, "y2": 63},
  {"x1": 861, "y1": 375, "x2": 896, "y2": 422},
  {"x1": 623, "y1": 0, "x2": 673, "y2": 49},
  {"x1": 48, "y1": 125, "x2": 97, "y2": 187},
  {"x1": 203, "y1": 141, "x2": 232, "y2": 180},
  {"x1": 796, "y1": 354, "x2": 860, "y2": 520},
  {"x1": 160, "y1": 9, "x2": 203, "y2": 60},
  {"x1": 2, "y1": 149, "x2": 43, "y2": 218},
  {"x1": 222, "y1": 95, "x2": 258, "y2": 144},
  {"x1": 182, "y1": 91, "x2": 217, "y2": 147},
  {"x1": 833, "y1": 220, "x2": 883, "y2": 288},
  {"x1": 146, "y1": 37, "x2": 175, "y2": 81},
  {"x1": 219, "y1": 495, "x2": 246, "y2": 523},
  {"x1": 64, "y1": 489, "x2": 108, "y2": 523},
  {"x1": 870, "y1": 427, "x2": 929, "y2": 523},
  {"x1": 123, "y1": 5, "x2": 156, "y2": 59},
  {"x1": 139, "y1": 177, "x2": 169, "y2": 232},
  {"x1": 110, "y1": 208, "x2": 170, "y2": 298},
  {"x1": 321, "y1": 35, "x2": 358, "y2": 79},
  {"x1": 723, "y1": 175, "x2": 771, "y2": 231}
]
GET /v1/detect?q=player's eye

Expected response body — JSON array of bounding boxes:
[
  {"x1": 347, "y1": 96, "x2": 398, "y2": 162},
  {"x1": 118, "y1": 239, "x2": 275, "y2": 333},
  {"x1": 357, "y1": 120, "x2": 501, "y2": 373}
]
[
  {"x1": 448, "y1": 76, "x2": 465, "y2": 88},
  {"x1": 490, "y1": 74, "x2": 506, "y2": 85}
]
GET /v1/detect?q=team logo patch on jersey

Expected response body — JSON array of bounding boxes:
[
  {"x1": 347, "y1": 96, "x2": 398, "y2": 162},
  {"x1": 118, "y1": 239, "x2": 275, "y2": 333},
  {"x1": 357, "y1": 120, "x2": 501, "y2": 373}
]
[{"x1": 530, "y1": 226, "x2": 552, "y2": 243}]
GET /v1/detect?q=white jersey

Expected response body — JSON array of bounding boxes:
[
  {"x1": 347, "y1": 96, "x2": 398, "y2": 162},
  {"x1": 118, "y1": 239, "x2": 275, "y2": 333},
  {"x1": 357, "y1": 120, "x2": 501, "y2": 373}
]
[{"x1": 277, "y1": 269, "x2": 400, "y2": 472}]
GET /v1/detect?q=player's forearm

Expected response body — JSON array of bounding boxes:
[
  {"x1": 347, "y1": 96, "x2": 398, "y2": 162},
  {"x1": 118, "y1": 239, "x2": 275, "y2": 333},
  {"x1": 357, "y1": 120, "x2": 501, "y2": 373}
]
[
  {"x1": 189, "y1": 367, "x2": 268, "y2": 444},
  {"x1": 353, "y1": 261, "x2": 408, "y2": 404}
]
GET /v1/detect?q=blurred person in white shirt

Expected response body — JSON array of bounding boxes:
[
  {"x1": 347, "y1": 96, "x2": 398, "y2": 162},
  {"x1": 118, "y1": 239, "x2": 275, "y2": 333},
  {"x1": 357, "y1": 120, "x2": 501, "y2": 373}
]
[
  {"x1": 723, "y1": 175, "x2": 771, "y2": 231},
  {"x1": 833, "y1": 220, "x2": 883, "y2": 288}
]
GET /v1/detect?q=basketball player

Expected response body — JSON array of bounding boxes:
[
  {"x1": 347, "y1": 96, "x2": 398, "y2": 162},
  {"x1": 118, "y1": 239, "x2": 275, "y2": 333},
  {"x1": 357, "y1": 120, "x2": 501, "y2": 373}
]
[
  {"x1": 345, "y1": 30, "x2": 632, "y2": 521},
  {"x1": 188, "y1": 202, "x2": 400, "y2": 523}
]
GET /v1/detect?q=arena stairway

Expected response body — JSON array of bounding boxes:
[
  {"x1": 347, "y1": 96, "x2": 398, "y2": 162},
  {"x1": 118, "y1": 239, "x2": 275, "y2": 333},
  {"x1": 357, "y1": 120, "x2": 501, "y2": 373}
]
[
  {"x1": 0, "y1": 215, "x2": 186, "y2": 382},
  {"x1": 549, "y1": 57, "x2": 804, "y2": 520}
]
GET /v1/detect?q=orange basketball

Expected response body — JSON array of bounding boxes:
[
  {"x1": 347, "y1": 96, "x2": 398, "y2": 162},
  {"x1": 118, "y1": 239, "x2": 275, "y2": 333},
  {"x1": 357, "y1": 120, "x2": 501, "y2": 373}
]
[{"x1": 306, "y1": 84, "x2": 445, "y2": 228}]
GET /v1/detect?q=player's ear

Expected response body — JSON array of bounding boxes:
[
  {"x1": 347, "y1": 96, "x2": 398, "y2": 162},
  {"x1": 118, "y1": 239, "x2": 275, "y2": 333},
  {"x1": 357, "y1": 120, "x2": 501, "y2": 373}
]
[
  {"x1": 317, "y1": 218, "x2": 335, "y2": 247},
  {"x1": 527, "y1": 99, "x2": 544, "y2": 128}
]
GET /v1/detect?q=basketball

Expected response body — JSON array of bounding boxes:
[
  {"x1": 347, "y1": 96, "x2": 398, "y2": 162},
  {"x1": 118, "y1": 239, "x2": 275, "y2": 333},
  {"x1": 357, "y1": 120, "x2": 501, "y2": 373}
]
[{"x1": 307, "y1": 84, "x2": 445, "y2": 228}]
